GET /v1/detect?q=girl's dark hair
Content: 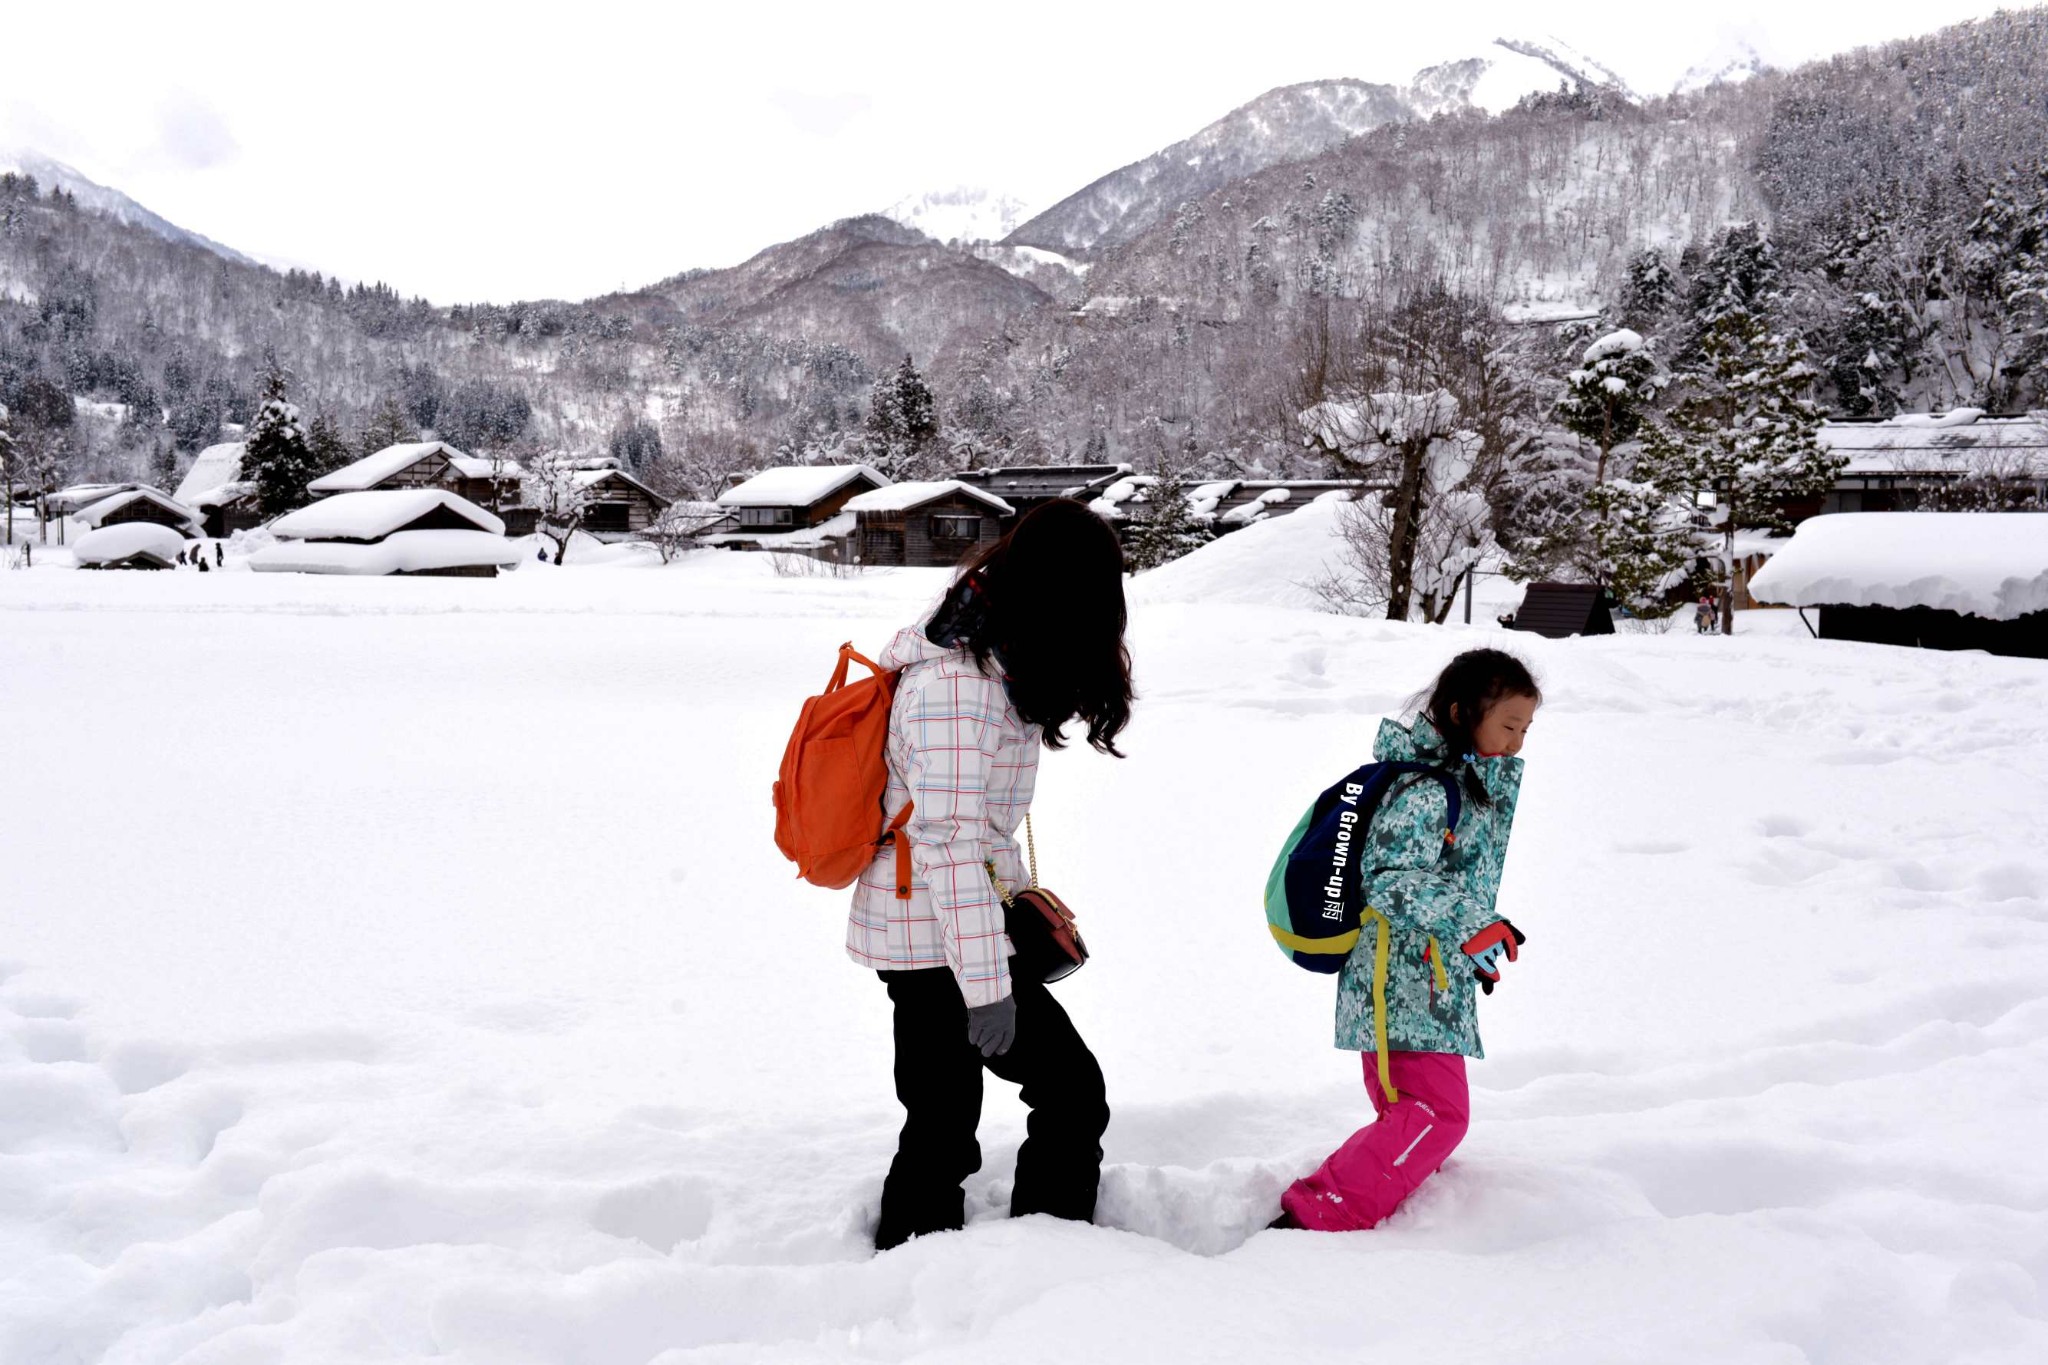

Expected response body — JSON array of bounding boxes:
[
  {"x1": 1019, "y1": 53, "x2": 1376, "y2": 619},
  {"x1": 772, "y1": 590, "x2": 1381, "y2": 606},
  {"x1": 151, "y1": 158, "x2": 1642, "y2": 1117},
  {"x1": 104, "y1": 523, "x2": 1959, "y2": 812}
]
[
  {"x1": 1412, "y1": 648, "x2": 1542, "y2": 799},
  {"x1": 949, "y1": 498, "x2": 1134, "y2": 756}
]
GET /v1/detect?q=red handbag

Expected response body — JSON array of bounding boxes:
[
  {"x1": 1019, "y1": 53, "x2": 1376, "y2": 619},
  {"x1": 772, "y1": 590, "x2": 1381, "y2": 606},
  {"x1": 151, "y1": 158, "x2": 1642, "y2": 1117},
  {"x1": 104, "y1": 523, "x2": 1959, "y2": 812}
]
[{"x1": 986, "y1": 816, "x2": 1088, "y2": 985}]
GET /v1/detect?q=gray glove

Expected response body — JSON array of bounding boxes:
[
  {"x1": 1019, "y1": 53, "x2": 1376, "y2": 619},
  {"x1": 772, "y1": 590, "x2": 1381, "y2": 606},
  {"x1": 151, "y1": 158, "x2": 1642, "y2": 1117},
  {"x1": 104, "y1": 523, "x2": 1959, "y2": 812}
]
[{"x1": 966, "y1": 996, "x2": 1017, "y2": 1057}]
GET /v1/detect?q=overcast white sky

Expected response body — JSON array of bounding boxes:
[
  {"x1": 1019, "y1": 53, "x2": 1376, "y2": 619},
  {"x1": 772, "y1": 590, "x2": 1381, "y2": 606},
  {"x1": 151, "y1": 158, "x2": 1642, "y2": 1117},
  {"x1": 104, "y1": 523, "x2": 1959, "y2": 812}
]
[{"x1": 0, "y1": 0, "x2": 2020, "y2": 304}]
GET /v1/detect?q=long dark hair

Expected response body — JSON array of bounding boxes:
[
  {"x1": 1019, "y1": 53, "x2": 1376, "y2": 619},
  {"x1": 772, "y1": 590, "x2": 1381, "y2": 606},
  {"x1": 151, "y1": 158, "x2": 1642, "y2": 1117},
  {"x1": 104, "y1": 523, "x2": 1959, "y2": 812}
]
[
  {"x1": 1410, "y1": 648, "x2": 1541, "y2": 801},
  {"x1": 940, "y1": 498, "x2": 1134, "y2": 756}
]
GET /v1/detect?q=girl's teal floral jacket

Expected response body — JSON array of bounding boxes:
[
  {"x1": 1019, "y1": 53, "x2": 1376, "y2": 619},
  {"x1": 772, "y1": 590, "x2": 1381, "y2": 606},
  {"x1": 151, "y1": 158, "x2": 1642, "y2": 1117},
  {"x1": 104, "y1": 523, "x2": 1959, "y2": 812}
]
[{"x1": 1333, "y1": 714, "x2": 1522, "y2": 1060}]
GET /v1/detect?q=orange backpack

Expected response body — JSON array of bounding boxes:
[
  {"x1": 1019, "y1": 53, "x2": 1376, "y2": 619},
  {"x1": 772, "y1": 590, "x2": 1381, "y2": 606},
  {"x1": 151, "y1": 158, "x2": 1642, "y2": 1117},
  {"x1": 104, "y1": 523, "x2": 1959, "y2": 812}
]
[{"x1": 773, "y1": 643, "x2": 915, "y2": 900}]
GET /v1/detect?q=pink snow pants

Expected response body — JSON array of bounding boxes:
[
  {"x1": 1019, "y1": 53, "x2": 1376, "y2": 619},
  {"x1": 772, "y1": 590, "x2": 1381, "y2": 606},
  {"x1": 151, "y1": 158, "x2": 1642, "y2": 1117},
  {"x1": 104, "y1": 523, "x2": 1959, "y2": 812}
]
[{"x1": 1281, "y1": 1051, "x2": 1469, "y2": 1231}]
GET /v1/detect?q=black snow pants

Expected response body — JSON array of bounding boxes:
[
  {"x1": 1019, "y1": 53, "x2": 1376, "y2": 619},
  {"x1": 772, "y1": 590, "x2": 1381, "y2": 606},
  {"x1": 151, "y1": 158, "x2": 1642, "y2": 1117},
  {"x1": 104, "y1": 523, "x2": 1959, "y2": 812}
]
[{"x1": 874, "y1": 967, "x2": 1109, "y2": 1251}]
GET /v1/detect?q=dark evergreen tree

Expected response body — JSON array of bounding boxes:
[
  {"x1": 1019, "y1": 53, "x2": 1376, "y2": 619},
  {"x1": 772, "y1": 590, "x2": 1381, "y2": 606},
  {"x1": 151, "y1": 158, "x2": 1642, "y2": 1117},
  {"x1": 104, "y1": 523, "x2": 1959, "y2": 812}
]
[
  {"x1": 607, "y1": 418, "x2": 664, "y2": 471},
  {"x1": 305, "y1": 413, "x2": 353, "y2": 478},
  {"x1": 1125, "y1": 465, "x2": 1215, "y2": 571},
  {"x1": 243, "y1": 360, "x2": 315, "y2": 517},
  {"x1": 1676, "y1": 223, "x2": 1781, "y2": 372},
  {"x1": 1640, "y1": 312, "x2": 1842, "y2": 634},
  {"x1": 863, "y1": 355, "x2": 941, "y2": 479},
  {"x1": 359, "y1": 397, "x2": 417, "y2": 456},
  {"x1": 1619, "y1": 250, "x2": 1676, "y2": 330}
]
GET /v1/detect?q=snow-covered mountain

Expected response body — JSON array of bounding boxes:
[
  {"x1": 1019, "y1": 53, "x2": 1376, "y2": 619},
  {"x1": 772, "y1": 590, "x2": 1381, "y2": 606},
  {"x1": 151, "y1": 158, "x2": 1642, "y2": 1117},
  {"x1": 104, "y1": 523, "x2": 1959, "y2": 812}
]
[
  {"x1": 1673, "y1": 37, "x2": 1769, "y2": 93},
  {"x1": 0, "y1": 148, "x2": 256, "y2": 267},
  {"x1": 1005, "y1": 40, "x2": 1631, "y2": 256},
  {"x1": 881, "y1": 187, "x2": 1032, "y2": 246}
]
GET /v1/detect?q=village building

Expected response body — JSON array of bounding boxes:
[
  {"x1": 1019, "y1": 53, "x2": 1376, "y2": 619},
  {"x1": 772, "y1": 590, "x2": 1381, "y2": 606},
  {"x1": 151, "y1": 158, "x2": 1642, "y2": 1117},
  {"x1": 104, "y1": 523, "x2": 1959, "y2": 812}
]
[
  {"x1": 1092, "y1": 474, "x2": 1364, "y2": 535},
  {"x1": 1747, "y1": 512, "x2": 2048, "y2": 659},
  {"x1": 1193, "y1": 480, "x2": 1363, "y2": 531},
  {"x1": 307, "y1": 441, "x2": 469, "y2": 497},
  {"x1": 952, "y1": 465, "x2": 1125, "y2": 517},
  {"x1": 705, "y1": 465, "x2": 889, "y2": 555},
  {"x1": 574, "y1": 467, "x2": 671, "y2": 541},
  {"x1": 248, "y1": 489, "x2": 522, "y2": 578},
  {"x1": 1815, "y1": 410, "x2": 2048, "y2": 514},
  {"x1": 73, "y1": 487, "x2": 201, "y2": 536},
  {"x1": 846, "y1": 481, "x2": 1015, "y2": 567},
  {"x1": 72, "y1": 523, "x2": 189, "y2": 570},
  {"x1": 448, "y1": 454, "x2": 532, "y2": 529},
  {"x1": 1505, "y1": 583, "x2": 1616, "y2": 638},
  {"x1": 173, "y1": 441, "x2": 262, "y2": 539}
]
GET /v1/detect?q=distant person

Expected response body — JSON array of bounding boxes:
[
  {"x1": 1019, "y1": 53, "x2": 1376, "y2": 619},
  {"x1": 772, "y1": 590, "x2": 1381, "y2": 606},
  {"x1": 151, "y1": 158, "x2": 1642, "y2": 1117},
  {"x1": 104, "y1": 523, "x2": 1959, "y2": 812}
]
[
  {"x1": 215, "y1": 542, "x2": 224, "y2": 568},
  {"x1": 1273, "y1": 649, "x2": 1539, "y2": 1233},
  {"x1": 851, "y1": 498, "x2": 1130, "y2": 1251},
  {"x1": 1695, "y1": 593, "x2": 1716, "y2": 634},
  {"x1": 196, "y1": 552, "x2": 210, "y2": 572}
]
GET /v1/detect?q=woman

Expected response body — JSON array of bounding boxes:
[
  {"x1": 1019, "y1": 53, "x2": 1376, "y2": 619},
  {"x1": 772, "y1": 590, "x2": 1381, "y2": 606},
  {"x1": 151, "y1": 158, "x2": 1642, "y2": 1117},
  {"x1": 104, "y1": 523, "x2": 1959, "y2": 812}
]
[{"x1": 847, "y1": 498, "x2": 1133, "y2": 1251}]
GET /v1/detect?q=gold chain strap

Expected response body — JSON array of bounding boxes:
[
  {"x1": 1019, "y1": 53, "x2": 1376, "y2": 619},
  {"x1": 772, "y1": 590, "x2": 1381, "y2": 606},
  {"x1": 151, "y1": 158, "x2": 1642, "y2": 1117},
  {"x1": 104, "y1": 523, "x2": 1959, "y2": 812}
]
[{"x1": 984, "y1": 813, "x2": 1039, "y2": 906}]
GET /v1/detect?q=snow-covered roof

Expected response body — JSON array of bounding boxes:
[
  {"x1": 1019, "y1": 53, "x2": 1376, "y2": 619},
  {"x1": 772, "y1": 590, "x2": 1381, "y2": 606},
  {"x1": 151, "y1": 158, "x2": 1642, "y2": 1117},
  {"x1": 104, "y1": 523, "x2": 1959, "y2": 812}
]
[
  {"x1": 174, "y1": 442, "x2": 247, "y2": 507},
  {"x1": 1821, "y1": 411, "x2": 2048, "y2": 475},
  {"x1": 247, "y1": 529, "x2": 523, "y2": 576},
  {"x1": 449, "y1": 455, "x2": 524, "y2": 480},
  {"x1": 574, "y1": 468, "x2": 670, "y2": 505},
  {"x1": 73, "y1": 487, "x2": 198, "y2": 529},
  {"x1": 717, "y1": 465, "x2": 888, "y2": 508},
  {"x1": 700, "y1": 511, "x2": 857, "y2": 550},
  {"x1": 72, "y1": 522, "x2": 188, "y2": 567},
  {"x1": 845, "y1": 481, "x2": 1014, "y2": 516},
  {"x1": 270, "y1": 489, "x2": 505, "y2": 542},
  {"x1": 307, "y1": 441, "x2": 470, "y2": 494},
  {"x1": 46, "y1": 483, "x2": 135, "y2": 514},
  {"x1": 955, "y1": 465, "x2": 1126, "y2": 500},
  {"x1": 1747, "y1": 513, "x2": 2048, "y2": 621},
  {"x1": 1219, "y1": 486, "x2": 1295, "y2": 527}
]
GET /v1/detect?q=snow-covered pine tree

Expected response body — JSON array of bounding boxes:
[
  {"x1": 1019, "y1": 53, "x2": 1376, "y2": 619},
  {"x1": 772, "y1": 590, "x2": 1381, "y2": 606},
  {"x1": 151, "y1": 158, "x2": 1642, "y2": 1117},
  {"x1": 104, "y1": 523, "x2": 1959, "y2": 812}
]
[
  {"x1": 358, "y1": 398, "x2": 417, "y2": 457},
  {"x1": 243, "y1": 360, "x2": 314, "y2": 517},
  {"x1": 304, "y1": 414, "x2": 353, "y2": 480},
  {"x1": 1676, "y1": 223, "x2": 1781, "y2": 374},
  {"x1": 1640, "y1": 311, "x2": 1842, "y2": 634},
  {"x1": 1124, "y1": 464, "x2": 1214, "y2": 571},
  {"x1": 147, "y1": 440, "x2": 177, "y2": 493},
  {"x1": 863, "y1": 356, "x2": 942, "y2": 480},
  {"x1": 1546, "y1": 328, "x2": 1695, "y2": 610},
  {"x1": 1620, "y1": 250, "x2": 1676, "y2": 331}
]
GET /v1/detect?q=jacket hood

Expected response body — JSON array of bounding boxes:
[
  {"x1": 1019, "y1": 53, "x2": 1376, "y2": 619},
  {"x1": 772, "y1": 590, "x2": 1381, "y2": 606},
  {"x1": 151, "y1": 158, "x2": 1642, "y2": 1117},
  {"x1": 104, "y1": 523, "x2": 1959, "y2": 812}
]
[
  {"x1": 879, "y1": 625, "x2": 957, "y2": 672},
  {"x1": 1373, "y1": 713, "x2": 1449, "y2": 764}
]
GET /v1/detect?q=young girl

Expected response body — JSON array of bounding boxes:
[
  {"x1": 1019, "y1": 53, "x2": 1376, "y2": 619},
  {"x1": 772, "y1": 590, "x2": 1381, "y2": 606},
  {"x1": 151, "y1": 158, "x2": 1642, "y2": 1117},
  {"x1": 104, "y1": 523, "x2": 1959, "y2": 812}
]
[
  {"x1": 848, "y1": 498, "x2": 1134, "y2": 1251},
  {"x1": 1277, "y1": 648, "x2": 1540, "y2": 1232}
]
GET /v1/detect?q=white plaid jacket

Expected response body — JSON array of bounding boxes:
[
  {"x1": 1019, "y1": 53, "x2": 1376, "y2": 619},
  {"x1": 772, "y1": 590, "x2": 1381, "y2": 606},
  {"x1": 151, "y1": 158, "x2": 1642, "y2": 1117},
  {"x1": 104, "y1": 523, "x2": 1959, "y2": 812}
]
[{"x1": 847, "y1": 626, "x2": 1039, "y2": 1006}]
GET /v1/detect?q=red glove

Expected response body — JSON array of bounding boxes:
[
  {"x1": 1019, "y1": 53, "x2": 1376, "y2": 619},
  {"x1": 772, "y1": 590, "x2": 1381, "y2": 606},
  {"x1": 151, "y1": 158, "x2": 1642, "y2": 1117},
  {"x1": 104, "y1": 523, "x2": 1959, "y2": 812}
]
[{"x1": 1462, "y1": 919, "x2": 1526, "y2": 994}]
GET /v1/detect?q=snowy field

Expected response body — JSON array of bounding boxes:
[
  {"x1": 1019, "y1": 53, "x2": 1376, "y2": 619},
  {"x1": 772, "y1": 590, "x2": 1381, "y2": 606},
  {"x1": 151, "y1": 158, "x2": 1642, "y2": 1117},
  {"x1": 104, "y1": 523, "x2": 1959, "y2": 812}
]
[{"x1": 3, "y1": 528, "x2": 2047, "y2": 1364}]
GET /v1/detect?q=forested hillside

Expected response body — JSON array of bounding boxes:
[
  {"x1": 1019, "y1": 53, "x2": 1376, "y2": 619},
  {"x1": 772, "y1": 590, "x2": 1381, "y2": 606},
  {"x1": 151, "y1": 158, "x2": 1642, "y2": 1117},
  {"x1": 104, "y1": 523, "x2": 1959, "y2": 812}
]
[{"x1": 2, "y1": 9, "x2": 2044, "y2": 506}]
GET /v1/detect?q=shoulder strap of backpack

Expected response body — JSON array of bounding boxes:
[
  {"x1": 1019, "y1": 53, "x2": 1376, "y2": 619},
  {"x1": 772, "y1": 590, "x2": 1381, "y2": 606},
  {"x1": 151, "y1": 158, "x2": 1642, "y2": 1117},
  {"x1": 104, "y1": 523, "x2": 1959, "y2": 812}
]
[{"x1": 1373, "y1": 761, "x2": 1464, "y2": 845}]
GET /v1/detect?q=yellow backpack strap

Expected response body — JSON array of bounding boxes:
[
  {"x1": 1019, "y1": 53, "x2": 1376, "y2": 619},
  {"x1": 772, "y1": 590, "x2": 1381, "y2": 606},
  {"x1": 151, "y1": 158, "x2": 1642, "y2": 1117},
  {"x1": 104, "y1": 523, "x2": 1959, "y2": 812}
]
[{"x1": 1366, "y1": 907, "x2": 1399, "y2": 1104}]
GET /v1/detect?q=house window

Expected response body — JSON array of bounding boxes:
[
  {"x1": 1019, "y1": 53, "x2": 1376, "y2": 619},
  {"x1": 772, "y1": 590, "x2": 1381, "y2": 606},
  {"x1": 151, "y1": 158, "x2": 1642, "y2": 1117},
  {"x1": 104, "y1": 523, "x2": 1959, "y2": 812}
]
[
  {"x1": 583, "y1": 502, "x2": 631, "y2": 533},
  {"x1": 931, "y1": 514, "x2": 980, "y2": 540},
  {"x1": 740, "y1": 507, "x2": 796, "y2": 529}
]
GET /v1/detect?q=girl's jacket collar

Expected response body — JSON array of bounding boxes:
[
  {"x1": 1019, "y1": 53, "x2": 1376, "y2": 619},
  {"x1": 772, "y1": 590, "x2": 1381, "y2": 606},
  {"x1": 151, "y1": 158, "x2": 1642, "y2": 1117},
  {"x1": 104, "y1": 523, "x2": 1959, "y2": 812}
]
[{"x1": 1373, "y1": 713, "x2": 1523, "y2": 800}]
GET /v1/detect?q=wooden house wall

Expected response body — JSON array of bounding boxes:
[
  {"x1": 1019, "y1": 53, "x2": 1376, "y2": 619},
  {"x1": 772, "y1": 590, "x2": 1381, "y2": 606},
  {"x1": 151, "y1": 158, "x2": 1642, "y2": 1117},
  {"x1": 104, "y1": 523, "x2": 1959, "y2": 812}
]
[
  {"x1": 581, "y1": 479, "x2": 664, "y2": 536},
  {"x1": 857, "y1": 493, "x2": 1002, "y2": 567},
  {"x1": 1820, "y1": 605, "x2": 2048, "y2": 659},
  {"x1": 385, "y1": 452, "x2": 458, "y2": 489}
]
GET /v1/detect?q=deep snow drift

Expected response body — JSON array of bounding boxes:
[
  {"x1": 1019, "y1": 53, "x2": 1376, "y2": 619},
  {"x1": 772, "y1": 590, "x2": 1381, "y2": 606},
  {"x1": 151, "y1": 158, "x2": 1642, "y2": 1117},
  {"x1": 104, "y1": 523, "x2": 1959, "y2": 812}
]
[{"x1": 2, "y1": 546, "x2": 2045, "y2": 1364}]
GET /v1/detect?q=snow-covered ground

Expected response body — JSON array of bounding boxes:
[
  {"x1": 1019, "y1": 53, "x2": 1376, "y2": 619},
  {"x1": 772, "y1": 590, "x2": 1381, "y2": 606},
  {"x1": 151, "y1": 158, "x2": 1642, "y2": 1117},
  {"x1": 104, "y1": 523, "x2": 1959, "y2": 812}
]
[{"x1": 3, "y1": 542, "x2": 2046, "y2": 1364}]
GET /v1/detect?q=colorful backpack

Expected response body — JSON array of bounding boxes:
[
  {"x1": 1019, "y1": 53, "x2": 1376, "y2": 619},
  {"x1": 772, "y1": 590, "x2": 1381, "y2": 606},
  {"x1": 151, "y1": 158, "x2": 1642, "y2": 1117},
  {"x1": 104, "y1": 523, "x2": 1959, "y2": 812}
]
[
  {"x1": 1264, "y1": 762, "x2": 1463, "y2": 973},
  {"x1": 773, "y1": 643, "x2": 914, "y2": 900}
]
